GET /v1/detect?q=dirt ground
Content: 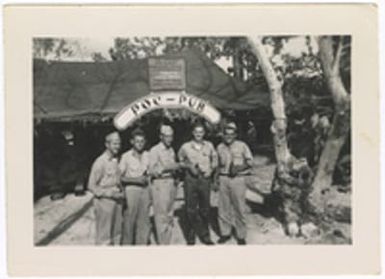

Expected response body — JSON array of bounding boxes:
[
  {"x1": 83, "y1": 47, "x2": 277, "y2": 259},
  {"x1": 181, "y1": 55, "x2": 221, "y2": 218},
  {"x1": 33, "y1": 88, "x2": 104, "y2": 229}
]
[{"x1": 34, "y1": 157, "x2": 351, "y2": 246}]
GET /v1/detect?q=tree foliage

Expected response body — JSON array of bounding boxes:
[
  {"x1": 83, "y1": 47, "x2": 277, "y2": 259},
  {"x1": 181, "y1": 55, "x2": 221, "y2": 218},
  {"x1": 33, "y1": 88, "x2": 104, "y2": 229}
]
[{"x1": 33, "y1": 38, "x2": 75, "y2": 61}]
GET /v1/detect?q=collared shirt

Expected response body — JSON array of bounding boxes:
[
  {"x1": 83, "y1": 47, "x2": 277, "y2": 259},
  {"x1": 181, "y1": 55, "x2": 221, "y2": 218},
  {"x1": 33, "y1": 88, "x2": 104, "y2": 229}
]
[
  {"x1": 178, "y1": 140, "x2": 218, "y2": 175},
  {"x1": 119, "y1": 149, "x2": 149, "y2": 178},
  {"x1": 217, "y1": 140, "x2": 253, "y2": 175},
  {"x1": 88, "y1": 151, "x2": 121, "y2": 195},
  {"x1": 149, "y1": 141, "x2": 177, "y2": 177}
]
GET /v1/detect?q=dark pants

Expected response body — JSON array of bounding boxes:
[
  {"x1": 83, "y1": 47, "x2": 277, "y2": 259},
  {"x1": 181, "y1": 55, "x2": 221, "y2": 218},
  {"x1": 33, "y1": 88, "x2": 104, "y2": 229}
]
[{"x1": 184, "y1": 173, "x2": 211, "y2": 243}]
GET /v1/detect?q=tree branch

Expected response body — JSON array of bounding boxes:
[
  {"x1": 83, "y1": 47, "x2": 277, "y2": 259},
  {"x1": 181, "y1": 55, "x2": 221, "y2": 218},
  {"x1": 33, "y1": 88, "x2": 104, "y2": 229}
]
[
  {"x1": 247, "y1": 36, "x2": 291, "y2": 167},
  {"x1": 318, "y1": 36, "x2": 349, "y2": 103},
  {"x1": 332, "y1": 37, "x2": 343, "y2": 73},
  {"x1": 247, "y1": 37, "x2": 285, "y2": 119}
]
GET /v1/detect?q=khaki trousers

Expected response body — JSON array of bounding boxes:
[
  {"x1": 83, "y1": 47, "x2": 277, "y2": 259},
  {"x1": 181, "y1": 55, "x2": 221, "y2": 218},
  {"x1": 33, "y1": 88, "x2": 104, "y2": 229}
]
[
  {"x1": 93, "y1": 198, "x2": 123, "y2": 245},
  {"x1": 218, "y1": 175, "x2": 247, "y2": 239},
  {"x1": 151, "y1": 178, "x2": 176, "y2": 245},
  {"x1": 122, "y1": 186, "x2": 151, "y2": 245}
]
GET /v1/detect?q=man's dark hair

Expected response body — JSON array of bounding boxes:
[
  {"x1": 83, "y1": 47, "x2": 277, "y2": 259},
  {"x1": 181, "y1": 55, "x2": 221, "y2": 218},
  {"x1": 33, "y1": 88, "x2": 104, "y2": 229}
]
[
  {"x1": 192, "y1": 121, "x2": 205, "y2": 131},
  {"x1": 158, "y1": 121, "x2": 173, "y2": 134},
  {"x1": 130, "y1": 128, "x2": 146, "y2": 140}
]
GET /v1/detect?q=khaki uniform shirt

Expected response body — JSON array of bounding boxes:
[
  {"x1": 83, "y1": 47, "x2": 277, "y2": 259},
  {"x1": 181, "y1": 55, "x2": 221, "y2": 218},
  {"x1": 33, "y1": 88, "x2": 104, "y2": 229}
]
[
  {"x1": 119, "y1": 149, "x2": 149, "y2": 178},
  {"x1": 217, "y1": 140, "x2": 253, "y2": 175},
  {"x1": 88, "y1": 151, "x2": 121, "y2": 197},
  {"x1": 149, "y1": 142, "x2": 177, "y2": 178},
  {"x1": 178, "y1": 140, "x2": 218, "y2": 176}
]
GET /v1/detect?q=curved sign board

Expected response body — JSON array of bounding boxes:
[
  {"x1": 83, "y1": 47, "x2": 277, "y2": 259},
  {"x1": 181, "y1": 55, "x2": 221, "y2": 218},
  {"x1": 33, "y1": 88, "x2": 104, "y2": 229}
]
[{"x1": 114, "y1": 92, "x2": 221, "y2": 130}]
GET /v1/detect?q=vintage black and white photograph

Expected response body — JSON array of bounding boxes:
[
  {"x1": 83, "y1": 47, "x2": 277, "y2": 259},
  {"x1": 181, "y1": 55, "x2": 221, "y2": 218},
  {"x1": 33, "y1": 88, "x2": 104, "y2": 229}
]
[{"x1": 33, "y1": 35, "x2": 351, "y2": 246}]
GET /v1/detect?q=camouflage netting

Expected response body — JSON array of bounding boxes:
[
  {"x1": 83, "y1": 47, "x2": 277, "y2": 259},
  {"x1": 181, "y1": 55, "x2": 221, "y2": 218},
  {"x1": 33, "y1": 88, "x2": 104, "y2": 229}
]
[{"x1": 34, "y1": 49, "x2": 270, "y2": 121}]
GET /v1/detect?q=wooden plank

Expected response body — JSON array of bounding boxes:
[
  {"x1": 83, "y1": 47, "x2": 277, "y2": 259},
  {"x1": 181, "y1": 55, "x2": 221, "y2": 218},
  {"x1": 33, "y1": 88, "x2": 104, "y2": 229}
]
[
  {"x1": 34, "y1": 192, "x2": 93, "y2": 245},
  {"x1": 36, "y1": 200, "x2": 93, "y2": 246}
]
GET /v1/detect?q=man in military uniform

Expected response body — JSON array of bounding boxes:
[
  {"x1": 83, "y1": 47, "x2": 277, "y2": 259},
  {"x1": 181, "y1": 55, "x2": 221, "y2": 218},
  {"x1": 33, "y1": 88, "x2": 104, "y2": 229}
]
[
  {"x1": 178, "y1": 122, "x2": 218, "y2": 245},
  {"x1": 120, "y1": 129, "x2": 151, "y2": 245},
  {"x1": 88, "y1": 131, "x2": 124, "y2": 245},
  {"x1": 216, "y1": 122, "x2": 253, "y2": 245},
  {"x1": 149, "y1": 124, "x2": 181, "y2": 245}
]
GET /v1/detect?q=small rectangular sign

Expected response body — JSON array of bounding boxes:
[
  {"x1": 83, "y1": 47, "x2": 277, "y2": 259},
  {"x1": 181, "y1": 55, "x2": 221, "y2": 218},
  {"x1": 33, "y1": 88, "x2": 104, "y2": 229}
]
[{"x1": 148, "y1": 57, "x2": 186, "y2": 91}]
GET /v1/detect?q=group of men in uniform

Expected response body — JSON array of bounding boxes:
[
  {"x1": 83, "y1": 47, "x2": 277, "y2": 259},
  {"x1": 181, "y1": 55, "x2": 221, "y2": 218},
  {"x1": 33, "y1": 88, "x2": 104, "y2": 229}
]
[{"x1": 88, "y1": 121, "x2": 254, "y2": 246}]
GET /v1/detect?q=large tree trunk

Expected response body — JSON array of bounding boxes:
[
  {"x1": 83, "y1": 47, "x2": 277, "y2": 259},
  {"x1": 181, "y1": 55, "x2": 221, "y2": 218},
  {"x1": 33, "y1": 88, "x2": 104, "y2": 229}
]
[
  {"x1": 308, "y1": 36, "x2": 350, "y2": 212},
  {"x1": 247, "y1": 37, "x2": 291, "y2": 170},
  {"x1": 248, "y1": 37, "x2": 309, "y2": 236}
]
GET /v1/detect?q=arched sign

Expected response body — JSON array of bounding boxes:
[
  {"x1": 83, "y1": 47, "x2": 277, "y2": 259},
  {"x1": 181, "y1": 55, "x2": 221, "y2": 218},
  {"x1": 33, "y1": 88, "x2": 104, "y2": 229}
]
[{"x1": 113, "y1": 92, "x2": 221, "y2": 130}]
